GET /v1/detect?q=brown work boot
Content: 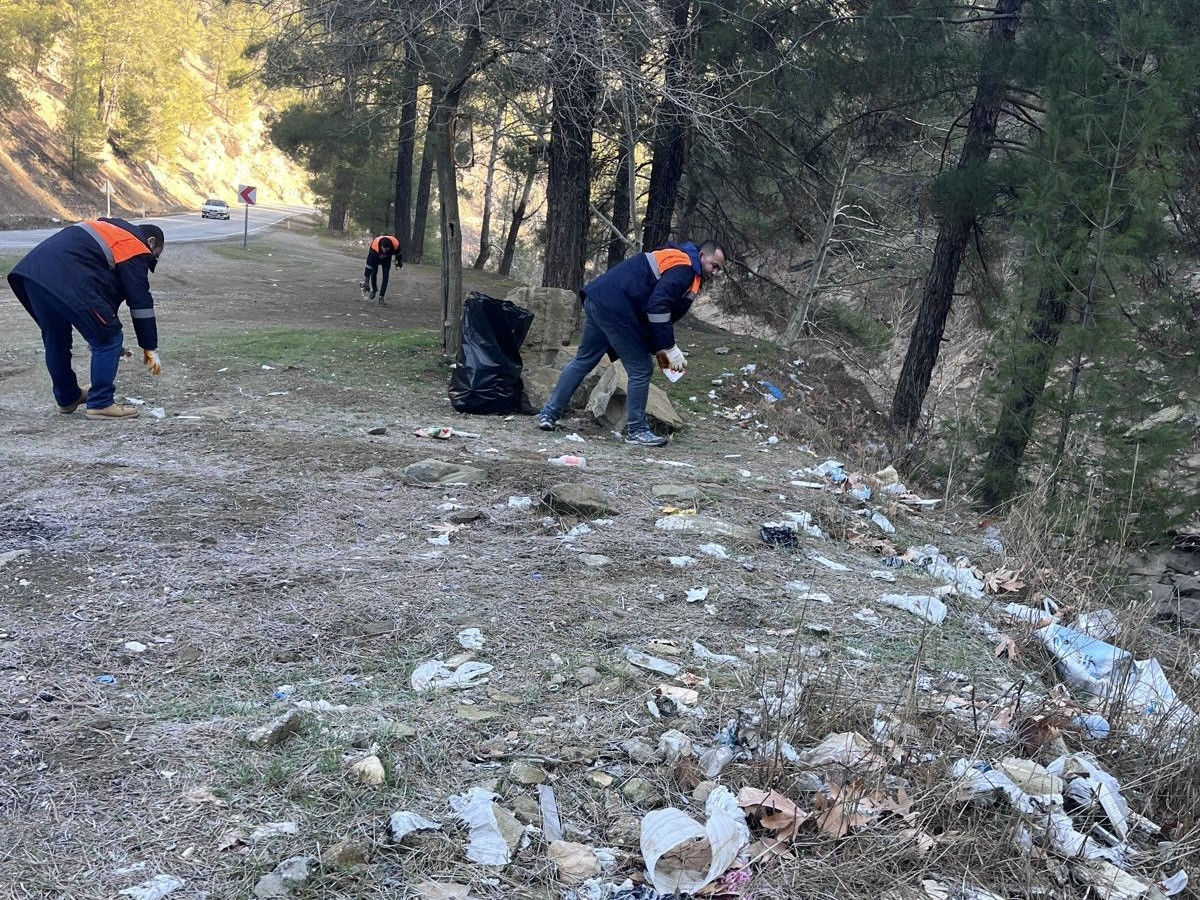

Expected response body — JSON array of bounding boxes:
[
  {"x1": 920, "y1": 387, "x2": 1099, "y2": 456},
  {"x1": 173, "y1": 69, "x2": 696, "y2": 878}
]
[
  {"x1": 57, "y1": 385, "x2": 90, "y2": 414},
  {"x1": 85, "y1": 404, "x2": 140, "y2": 420}
]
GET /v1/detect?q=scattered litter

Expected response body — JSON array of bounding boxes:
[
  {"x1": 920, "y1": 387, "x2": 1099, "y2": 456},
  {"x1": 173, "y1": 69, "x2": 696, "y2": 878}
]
[
  {"x1": 854, "y1": 608, "x2": 882, "y2": 626},
  {"x1": 563, "y1": 433, "x2": 587, "y2": 443},
  {"x1": 870, "y1": 512, "x2": 896, "y2": 534},
  {"x1": 457, "y1": 628, "x2": 486, "y2": 651},
  {"x1": 411, "y1": 658, "x2": 493, "y2": 692},
  {"x1": 623, "y1": 647, "x2": 682, "y2": 677},
  {"x1": 667, "y1": 556, "x2": 695, "y2": 567},
  {"x1": 685, "y1": 587, "x2": 710, "y2": 603},
  {"x1": 760, "y1": 522, "x2": 799, "y2": 547},
  {"x1": 507, "y1": 496, "x2": 533, "y2": 509},
  {"x1": 548, "y1": 455, "x2": 587, "y2": 468},
  {"x1": 548, "y1": 840, "x2": 600, "y2": 884},
  {"x1": 849, "y1": 485, "x2": 873, "y2": 503},
  {"x1": 124, "y1": 641, "x2": 148, "y2": 653},
  {"x1": 124, "y1": 396, "x2": 146, "y2": 406},
  {"x1": 1161, "y1": 871, "x2": 1189, "y2": 896},
  {"x1": 909, "y1": 545, "x2": 984, "y2": 598},
  {"x1": 810, "y1": 459, "x2": 847, "y2": 483},
  {"x1": 449, "y1": 787, "x2": 524, "y2": 865},
  {"x1": 388, "y1": 810, "x2": 443, "y2": 843},
  {"x1": 415, "y1": 426, "x2": 480, "y2": 439},
  {"x1": 1038, "y1": 623, "x2": 1196, "y2": 732},
  {"x1": 147, "y1": 407, "x2": 165, "y2": 419},
  {"x1": 118, "y1": 875, "x2": 184, "y2": 900},
  {"x1": 692, "y1": 641, "x2": 742, "y2": 666},
  {"x1": 427, "y1": 532, "x2": 451, "y2": 546},
  {"x1": 869, "y1": 570, "x2": 897, "y2": 582},
  {"x1": 248, "y1": 821, "x2": 300, "y2": 842},
  {"x1": 640, "y1": 786, "x2": 749, "y2": 894},
  {"x1": 539, "y1": 784, "x2": 564, "y2": 843},
  {"x1": 878, "y1": 594, "x2": 948, "y2": 626},
  {"x1": 809, "y1": 554, "x2": 850, "y2": 572},
  {"x1": 95, "y1": 674, "x2": 117, "y2": 685},
  {"x1": 698, "y1": 543, "x2": 729, "y2": 559},
  {"x1": 758, "y1": 380, "x2": 784, "y2": 402}
]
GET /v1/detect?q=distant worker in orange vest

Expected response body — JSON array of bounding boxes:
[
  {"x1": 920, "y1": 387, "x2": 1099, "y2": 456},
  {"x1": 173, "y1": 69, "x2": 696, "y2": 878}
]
[
  {"x1": 361, "y1": 234, "x2": 402, "y2": 305},
  {"x1": 7, "y1": 217, "x2": 165, "y2": 420},
  {"x1": 537, "y1": 240, "x2": 726, "y2": 447}
]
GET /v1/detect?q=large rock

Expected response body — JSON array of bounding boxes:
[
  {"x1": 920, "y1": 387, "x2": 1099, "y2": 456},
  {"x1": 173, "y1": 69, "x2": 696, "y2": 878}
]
[
  {"x1": 544, "y1": 483, "x2": 616, "y2": 518},
  {"x1": 505, "y1": 286, "x2": 579, "y2": 366},
  {"x1": 1156, "y1": 596, "x2": 1200, "y2": 629},
  {"x1": 586, "y1": 363, "x2": 684, "y2": 435},
  {"x1": 653, "y1": 484, "x2": 703, "y2": 504},
  {"x1": 402, "y1": 459, "x2": 487, "y2": 486},
  {"x1": 654, "y1": 514, "x2": 757, "y2": 543},
  {"x1": 522, "y1": 366, "x2": 561, "y2": 412}
]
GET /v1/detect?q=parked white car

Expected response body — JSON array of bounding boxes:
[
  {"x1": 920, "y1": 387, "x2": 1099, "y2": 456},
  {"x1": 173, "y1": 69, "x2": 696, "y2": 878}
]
[{"x1": 201, "y1": 198, "x2": 231, "y2": 219}]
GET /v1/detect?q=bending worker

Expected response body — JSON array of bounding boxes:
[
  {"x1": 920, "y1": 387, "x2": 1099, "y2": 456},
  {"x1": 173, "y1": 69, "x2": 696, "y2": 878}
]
[
  {"x1": 7, "y1": 217, "x2": 165, "y2": 420},
  {"x1": 361, "y1": 234, "x2": 402, "y2": 305},
  {"x1": 538, "y1": 239, "x2": 726, "y2": 447}
]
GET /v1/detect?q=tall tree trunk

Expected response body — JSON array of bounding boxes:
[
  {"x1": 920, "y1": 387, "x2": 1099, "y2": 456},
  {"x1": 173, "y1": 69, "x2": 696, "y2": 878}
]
[
  {"x1": 394, "y1": 56, "x2": 419, "y2": 258},
  {"x1": 607, "y1": 120, "x2": 633, "y2": 269},
  {"x1": 641, "y1": 0, "x2": 693, "y2": 251},
  {"x1": 979, "y1": 281, "x2": 1072, "y2": 508},
  {"x1": 411, "y1": 105, "x2": 437, "y2": 264},
  {"x1": 473, "y1": 100, "x2": 506, "y2": 270},
  {"x1": 500, "y1": 150, "x2": 537, "y2": 277},
  {"x1": 889, "y1": 0, "x2": 1025, "y2": 436},
  {"x1": 542, "y1": 5, "x2": 599, "y2": 292},
  {"x1": 434, "y1": 86, "x2": 467, "y2": 354},
  {"x1": 327, "y1": 166, "x2": 354, "y2": 232},
  {"x1": 782, "y1": 143, "x2": 853, "y2": 344}
]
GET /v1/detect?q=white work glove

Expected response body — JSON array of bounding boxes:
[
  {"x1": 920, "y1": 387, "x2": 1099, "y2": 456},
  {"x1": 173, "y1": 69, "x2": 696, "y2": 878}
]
[
  {"x1": 143, "y1": 349, "x2": 162, "y2": 376},
  {"x1": 663, "y1": 345, "x2": 687, "y2": 373}
]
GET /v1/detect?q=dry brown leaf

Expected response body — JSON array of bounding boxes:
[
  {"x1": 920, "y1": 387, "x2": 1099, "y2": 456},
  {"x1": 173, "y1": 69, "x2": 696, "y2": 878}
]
[
  {"x1": 182, "y1": 786, "x2": 226, "y2": 807},
  {"x1": 737, "y1": 787, "x2": 808, "y2": 840},
  {"x1": 994, "y1": 634, "x2": 1020, "y2": 660},
  {"x1": 812, "y1": 780, "x2": 871, "y2": 838}
]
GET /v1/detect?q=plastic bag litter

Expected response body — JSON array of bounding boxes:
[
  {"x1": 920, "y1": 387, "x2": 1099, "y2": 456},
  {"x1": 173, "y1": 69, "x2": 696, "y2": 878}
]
[
  {"x1": 623, "y1": 647, "x2": 682, "y2": 677},
  {"x1": 410, "y1": 658, "x2": 493, "y2": 691},
  {"x1": 906, "y1": 545, "x2": 984, "y2": 598},
  {"x1": 449, "y1": 787, "x2": 524, "y2": 865},
  {"x1": 640, "y1": 786, "x2": 749, "y2": 894},
  {"x1": 389, "y1": 810, "x2": 443, "y2": 842},
  {"x1": 877, "y1": 593, "x2": 948, "y2": 626},
  {"x1": 870, "y1": 511, "x2": 896, "y2": 535},
  {"x1": 118, "y1": 875, "x2": 184, "y2": 900},
  {"x1": 457, "y1": 628, "x2": 486, "y2": 650},
  {"x1": 1037, "y1": 623, "x2": 1196, "y2": 732},
  {"x1": 448, "y1": 292, "x2": 534, "y2": 415},
  {"x1": 809, "y1": 554, "x2": 850, "y2": 572},
  {"x1": 692, "y1": 641, "x2": 742, "y2": 666}
]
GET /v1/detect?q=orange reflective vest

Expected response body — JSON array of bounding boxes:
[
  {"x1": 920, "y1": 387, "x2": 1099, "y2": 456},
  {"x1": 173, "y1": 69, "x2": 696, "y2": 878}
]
[
  {"x1": 73, "y1": 219, "x2": 152, "y2": 269},
  {"x1": 646, "y1": 248, "x2": 701, "y2": 299},
  {"x1": 371, "y1": 235, "x2": 399, "y2": 254}
]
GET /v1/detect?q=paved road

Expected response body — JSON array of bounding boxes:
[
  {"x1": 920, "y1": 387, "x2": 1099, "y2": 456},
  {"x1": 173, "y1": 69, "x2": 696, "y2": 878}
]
[{"x1": 0, "y1": 204, "x2": 315, "y2": 251}]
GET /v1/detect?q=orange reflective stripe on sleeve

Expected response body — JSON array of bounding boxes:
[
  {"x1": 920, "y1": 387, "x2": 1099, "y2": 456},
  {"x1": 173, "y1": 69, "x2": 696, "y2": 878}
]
[{"x1": 74, "y1": 220, "x2": 151, "y2": 269}]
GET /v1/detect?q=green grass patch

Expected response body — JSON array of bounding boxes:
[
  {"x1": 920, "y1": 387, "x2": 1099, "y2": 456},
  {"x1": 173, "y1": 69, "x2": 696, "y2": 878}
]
[
  {"x1": 0, "y1": 254, "x2": 21, "y2": 277},
  {"x1": 176, "y1": 326, "x2": 445, "y2": 383}
]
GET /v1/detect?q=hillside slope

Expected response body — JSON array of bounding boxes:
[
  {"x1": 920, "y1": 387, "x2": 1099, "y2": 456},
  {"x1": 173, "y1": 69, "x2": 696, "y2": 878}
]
[{"x1": 0, "y1": 64, "x2": 308, "y2": 228}]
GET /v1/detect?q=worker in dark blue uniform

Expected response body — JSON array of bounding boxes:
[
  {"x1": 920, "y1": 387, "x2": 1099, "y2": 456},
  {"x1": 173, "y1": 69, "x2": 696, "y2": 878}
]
[
  {"x1": 361, "y1": 234, "x2": 402, "y2": 305},
  {"x1": 538, "y1": 239, "x2": 726, "y2": 447},
  {"x1": 7, "y1": 218, "x2": 165, "y2": 420}
]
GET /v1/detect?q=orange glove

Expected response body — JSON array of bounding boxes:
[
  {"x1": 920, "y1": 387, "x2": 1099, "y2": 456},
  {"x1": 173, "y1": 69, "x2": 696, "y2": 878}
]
[{"x1": 143, "y1": 349, "x2": 162, "y2": 376}]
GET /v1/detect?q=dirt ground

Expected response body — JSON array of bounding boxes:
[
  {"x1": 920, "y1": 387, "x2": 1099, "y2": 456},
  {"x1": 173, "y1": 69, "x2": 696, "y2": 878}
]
[{"x1": 1, "y1": 226, "x2": 1193, "y2": 900}]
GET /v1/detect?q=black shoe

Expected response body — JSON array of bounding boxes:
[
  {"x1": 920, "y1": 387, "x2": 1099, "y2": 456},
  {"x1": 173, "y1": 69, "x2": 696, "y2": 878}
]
[
  {"x1": 378, "y1": 297, "x2": 387, "y2": 306},
  {"x1": 625, "y1": 429, "x2": 668, "y2": 447},
  {"x1": 536, "y1": 414, "x2": 558, "y2": 431},
  {"x1": 369, "y1": 289, "x2": 377, "y2": 300}
]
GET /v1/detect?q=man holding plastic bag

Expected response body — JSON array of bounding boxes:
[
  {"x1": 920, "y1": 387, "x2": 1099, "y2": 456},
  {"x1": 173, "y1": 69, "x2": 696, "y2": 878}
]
[{"x1": 537, "y1": 239, "x2": 726, "y2": 447}]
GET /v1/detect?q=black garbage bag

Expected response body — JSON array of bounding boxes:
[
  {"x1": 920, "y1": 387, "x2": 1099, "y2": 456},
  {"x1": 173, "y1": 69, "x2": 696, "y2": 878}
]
[{"x1": 449, "y1": 292, "x2": 535, "y2": 415}]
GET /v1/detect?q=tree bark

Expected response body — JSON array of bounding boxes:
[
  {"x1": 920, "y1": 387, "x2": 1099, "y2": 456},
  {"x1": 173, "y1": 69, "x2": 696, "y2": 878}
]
[
  {"x1": 394, "y1": 55, "x2": 419, "y2": 259},
  {"x1": 411, "y1": 104, "x2": 437, "y2": 264},
  {"x1": 434, "y1": 86, "x2": 467, "y2": 354},
  {"x1": 327, "y1": 166, "x2": 354, "y2": 232},
  {"x1": 889, "y1": 0, "x2": 1025, "y2": 436},
  {"x1": 641, "y1": 0, "x2": 693, "y2": 251},
  {"x1": 500, "y1": 149, "x2": 537, "y2": 277},
  {"x1": 542, "y1": 4, "x2": 599, "y2": 292},
  {"x1": 979, "y1": 281, "x2": 1071, "y2": 508},
  {"x1": 607, "y1": 121, "x2": 633, "y2": 269},
  {"x1": 473, "y1": 100, "x2": 506, "y2": 270}
]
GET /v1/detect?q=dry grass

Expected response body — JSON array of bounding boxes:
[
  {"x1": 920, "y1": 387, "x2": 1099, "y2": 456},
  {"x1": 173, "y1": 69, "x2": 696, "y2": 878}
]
[{"x1": 1, "y1": 233, "x2": 1197, "y2": 900}]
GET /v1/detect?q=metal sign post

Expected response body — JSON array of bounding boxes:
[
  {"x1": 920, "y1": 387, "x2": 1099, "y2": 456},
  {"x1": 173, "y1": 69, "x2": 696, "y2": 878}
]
[{"x1": 236, "y1": 184, "x2": 258, "y2": 250}]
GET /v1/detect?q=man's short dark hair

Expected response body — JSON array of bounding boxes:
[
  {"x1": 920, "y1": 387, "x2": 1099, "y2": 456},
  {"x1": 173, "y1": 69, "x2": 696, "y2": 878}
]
[
  {"x1": 699, "y1": 239, "x2": 726, "y2": 257},
  {"x1": 138, "y1": 224, "x2": 165, "y2": 246}
]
